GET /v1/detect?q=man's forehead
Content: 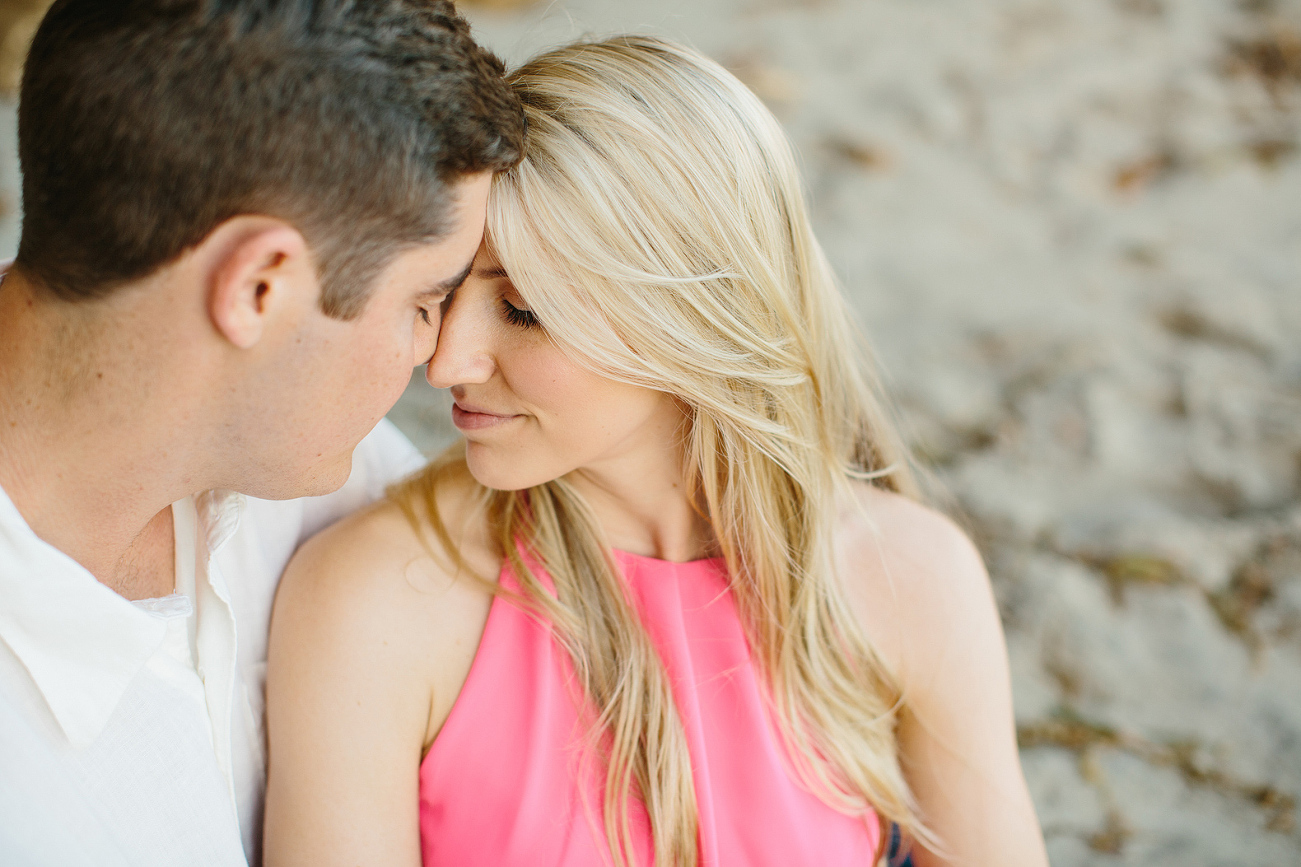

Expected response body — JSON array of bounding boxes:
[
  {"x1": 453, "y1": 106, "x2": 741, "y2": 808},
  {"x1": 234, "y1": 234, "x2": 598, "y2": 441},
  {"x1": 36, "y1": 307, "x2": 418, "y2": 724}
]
[
  {"x1": 375, "y1": 245, "x2": 466, "y2": 297},
  {"x1": 421, "y1": 257, "x2": 476, "y2": 298},
  {"x1": 389, "y1": 236, "x2": 480, "y2": 291},
  {"x1": 374, "y1": 172, "x2": 493, "y2": 297}
]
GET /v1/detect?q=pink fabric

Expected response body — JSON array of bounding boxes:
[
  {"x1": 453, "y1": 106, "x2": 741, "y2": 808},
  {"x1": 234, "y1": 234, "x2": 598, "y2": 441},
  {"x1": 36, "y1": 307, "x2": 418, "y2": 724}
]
[{"x1": 418, "y1": 548, "x2": 882, "y2": 866}]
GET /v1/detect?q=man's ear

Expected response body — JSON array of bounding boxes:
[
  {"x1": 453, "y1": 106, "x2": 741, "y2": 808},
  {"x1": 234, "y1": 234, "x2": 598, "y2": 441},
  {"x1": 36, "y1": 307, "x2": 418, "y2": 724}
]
[{"x1": 202, "y1": 217, "x2": 315, "y2": 349}]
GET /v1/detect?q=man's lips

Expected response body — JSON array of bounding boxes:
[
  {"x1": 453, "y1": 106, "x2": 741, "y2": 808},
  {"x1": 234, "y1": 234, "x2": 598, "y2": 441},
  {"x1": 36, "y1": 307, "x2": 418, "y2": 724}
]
[{"x1": 451, "y1": 401, "x2": 521, "y2": 431}]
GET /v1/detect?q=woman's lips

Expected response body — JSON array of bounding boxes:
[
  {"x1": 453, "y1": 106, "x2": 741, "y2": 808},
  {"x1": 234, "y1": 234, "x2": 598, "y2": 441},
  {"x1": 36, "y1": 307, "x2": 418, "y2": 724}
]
[{"x1": 451, "y1": 402, "x2": 520, "y2": 431}]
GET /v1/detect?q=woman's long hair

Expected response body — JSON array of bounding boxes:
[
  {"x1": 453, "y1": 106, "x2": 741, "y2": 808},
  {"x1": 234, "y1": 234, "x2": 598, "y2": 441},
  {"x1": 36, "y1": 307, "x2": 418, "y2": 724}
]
[{"x1": 396, "y1": 35, "x2": 929, "y2": 867}]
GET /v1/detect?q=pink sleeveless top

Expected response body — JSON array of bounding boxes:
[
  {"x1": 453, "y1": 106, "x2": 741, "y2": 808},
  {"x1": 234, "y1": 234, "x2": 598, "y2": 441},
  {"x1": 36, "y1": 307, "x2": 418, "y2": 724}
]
[{"x1": 417, "y1": 549, "x2": 882, "y2": 866}]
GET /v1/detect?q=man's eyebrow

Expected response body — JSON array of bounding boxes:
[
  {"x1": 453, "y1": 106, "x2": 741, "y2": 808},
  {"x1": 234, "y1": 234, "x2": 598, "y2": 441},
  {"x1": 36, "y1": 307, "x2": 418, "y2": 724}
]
[{"x1": 419, "y1": 258, "x2": 476, "y2": 298}]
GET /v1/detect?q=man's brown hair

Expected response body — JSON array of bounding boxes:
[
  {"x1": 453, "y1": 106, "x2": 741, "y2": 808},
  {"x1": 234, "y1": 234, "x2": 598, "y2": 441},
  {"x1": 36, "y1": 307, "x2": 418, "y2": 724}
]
[{"x1": 14, "y1": 0, "x2": 525, "y2": 318}]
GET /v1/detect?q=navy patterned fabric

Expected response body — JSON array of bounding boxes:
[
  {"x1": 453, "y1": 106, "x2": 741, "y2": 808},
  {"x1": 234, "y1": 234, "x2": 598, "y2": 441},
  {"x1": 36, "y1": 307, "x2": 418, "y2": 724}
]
[{"x1": 886, "y1": 823, "x2": 914, "y2": 867}]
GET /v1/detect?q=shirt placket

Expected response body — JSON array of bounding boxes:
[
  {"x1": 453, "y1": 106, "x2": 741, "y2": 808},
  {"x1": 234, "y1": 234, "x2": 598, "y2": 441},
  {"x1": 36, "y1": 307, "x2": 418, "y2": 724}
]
[{"x1": 194, "y1": 491, "x2": 244, "y2": 812}]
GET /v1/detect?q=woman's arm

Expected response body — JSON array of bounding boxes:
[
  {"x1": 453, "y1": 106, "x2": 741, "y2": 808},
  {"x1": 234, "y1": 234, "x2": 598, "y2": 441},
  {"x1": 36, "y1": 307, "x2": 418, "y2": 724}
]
[
  {"x1": 840, "y1": 487, "x2": 1048, "y2": 867},
  {"x1": 263, "y1": 500, "x2": 491, "y2": 867}
]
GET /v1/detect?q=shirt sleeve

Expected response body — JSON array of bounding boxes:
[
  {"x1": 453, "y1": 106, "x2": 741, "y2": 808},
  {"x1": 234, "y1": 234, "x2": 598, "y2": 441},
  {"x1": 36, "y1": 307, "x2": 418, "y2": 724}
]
[{"x1": 296, "y1": 418, "x2": 426, "y2": 544}]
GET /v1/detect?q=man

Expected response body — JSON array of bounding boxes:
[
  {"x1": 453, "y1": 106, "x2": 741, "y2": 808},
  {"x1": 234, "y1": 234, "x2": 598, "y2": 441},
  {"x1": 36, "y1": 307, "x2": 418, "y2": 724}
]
[{"x1": 0, "y1": 1, "x2": 524, "y2": 864}]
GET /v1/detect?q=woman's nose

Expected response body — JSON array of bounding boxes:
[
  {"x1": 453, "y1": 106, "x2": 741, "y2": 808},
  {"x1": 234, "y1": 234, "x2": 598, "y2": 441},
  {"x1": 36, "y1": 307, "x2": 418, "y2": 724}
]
[{"x1": 426, "y1": 292, "x2": 497, "y2": 389}]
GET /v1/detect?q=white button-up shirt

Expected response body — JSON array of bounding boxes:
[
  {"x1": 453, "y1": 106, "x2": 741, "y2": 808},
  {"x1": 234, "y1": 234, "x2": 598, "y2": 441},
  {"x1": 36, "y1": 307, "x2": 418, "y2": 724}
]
[{"x1": 0, "y1": 420, "x2": 423, "y2": 866}]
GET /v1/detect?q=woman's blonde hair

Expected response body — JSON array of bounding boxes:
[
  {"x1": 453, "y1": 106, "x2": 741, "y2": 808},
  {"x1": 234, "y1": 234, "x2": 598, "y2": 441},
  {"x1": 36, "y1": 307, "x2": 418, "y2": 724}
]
[{"x1": 397, "y1": 35, "x2": 928, "y2": 866}]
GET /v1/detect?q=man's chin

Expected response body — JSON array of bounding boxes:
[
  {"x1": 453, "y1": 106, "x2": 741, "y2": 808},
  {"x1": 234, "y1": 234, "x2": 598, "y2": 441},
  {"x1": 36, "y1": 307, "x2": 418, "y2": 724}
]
[
  {"x1": 298, "y1": 454, "x2": 356, "y2": 499},
  {"x1": 240, "y1": 454, "x2": 355, "y2": 501}
]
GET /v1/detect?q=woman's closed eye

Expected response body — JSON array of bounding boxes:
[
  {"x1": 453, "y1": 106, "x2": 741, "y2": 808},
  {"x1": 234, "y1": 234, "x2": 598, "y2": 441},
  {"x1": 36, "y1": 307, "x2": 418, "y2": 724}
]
[{"x1": 501, "y1": 298, "x2": 540, "y2": 329}]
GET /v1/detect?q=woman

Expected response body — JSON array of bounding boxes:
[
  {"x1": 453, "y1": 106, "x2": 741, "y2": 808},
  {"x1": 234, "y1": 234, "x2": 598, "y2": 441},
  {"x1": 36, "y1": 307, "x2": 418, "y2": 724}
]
[{"x1": 263, "y1": 36, "x2": 1047, "y2": 867}]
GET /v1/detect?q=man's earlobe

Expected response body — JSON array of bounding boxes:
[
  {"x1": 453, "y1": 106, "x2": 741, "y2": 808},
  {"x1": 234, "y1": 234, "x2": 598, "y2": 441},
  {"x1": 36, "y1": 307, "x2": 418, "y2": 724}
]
[{"x1": 205, "y1": 219, "x2": 312, "y2": 350}]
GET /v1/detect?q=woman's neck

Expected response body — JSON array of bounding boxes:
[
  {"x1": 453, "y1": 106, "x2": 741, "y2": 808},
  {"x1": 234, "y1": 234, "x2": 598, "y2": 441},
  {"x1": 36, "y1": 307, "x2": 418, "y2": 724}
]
[{"x1": 563, "y1": 406, "x2": 714, "y2": 564}]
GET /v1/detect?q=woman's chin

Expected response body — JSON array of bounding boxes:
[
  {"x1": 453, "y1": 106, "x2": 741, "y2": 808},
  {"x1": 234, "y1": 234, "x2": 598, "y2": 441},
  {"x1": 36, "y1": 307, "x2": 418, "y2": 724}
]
[{"x1": 463, "y1": 442, "x2": 556, "y2": 492}]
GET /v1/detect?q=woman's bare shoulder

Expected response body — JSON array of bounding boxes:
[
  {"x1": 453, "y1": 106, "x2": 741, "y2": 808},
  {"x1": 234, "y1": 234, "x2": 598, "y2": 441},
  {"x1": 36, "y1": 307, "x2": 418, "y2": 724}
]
[
  {"x1": 835, "y1": 490, "x2": 1046, "y2": 864},
  {"x1": 279, "y1": 464, "x2": 497, "y2": 617},
  {"x1": 836, "y1": 483, "x2": 986, "y2": 605},
  {"x1": 270, "y1": 464, "x2": 500, "y2": 724},
  {"x1": 284, "y1": 497, "x2": 429, "y2": 594},
  {"x1": 264, "y1": 467, "x2": 506, "y2": 865},
  {"x1": 834, "y1": 482, "x2": 996, "y2": 687}
]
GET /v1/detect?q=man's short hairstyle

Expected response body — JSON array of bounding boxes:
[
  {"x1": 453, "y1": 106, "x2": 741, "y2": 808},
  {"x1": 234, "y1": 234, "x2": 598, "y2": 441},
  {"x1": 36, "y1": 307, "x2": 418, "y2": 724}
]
[{"x1": 15, "y1": 0, "x2": 525, "y2": 318}]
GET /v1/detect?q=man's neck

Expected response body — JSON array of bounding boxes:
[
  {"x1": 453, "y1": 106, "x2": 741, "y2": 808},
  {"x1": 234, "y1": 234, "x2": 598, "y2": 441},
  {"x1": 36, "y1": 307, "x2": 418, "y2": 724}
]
[
  {"x1": 0, "y1": 270, "x2": 193, "y2": 599},
  {"x1": 112, "y1": 508, "x2": 178, "y2": 601}
]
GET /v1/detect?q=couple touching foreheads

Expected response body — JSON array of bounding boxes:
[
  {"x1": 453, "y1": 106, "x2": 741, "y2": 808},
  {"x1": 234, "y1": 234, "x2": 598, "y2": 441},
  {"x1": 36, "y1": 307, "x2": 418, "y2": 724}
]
[{"x1": 0, "y1": 2, "x2": 1047, "y2": 866}]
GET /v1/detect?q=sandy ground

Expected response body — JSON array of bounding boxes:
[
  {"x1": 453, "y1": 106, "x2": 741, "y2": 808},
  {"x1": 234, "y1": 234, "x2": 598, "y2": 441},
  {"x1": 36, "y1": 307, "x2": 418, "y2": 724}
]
[{"x1": 2, "y1": 1, "x2": 1299, "y2": 863}]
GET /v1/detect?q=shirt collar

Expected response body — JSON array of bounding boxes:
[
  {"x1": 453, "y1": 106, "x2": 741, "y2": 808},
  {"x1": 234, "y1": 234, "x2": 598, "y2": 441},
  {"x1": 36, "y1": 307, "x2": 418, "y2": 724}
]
[
  {"x1": 0, "y1": 485, "x2": 246, "y2": 749},
  {"x1": 0, "y1": 484, "x2": 167, "y2": 749},
  {"x1": 194, "y1": 489, "x2": 245, "y2": 557}
]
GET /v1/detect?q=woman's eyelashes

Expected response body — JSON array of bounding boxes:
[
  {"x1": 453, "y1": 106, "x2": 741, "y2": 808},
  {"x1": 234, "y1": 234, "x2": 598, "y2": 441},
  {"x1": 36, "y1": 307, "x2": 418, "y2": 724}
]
[{"x1": 501, "y1": 298, "x2": 540, "y2": 329}]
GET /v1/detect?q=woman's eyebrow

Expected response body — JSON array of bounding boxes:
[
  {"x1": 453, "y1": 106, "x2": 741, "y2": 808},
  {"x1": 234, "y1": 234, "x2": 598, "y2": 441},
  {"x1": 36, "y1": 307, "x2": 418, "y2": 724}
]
[{"x1": 472, "y1": 266, "x2": 509, "y2": 280}]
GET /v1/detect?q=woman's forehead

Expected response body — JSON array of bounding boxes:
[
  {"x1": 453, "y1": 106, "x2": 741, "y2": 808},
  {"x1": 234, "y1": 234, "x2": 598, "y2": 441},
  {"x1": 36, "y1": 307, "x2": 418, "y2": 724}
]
[{"x1": 471, "y1": 241, "x2": 507, "y2": 278}]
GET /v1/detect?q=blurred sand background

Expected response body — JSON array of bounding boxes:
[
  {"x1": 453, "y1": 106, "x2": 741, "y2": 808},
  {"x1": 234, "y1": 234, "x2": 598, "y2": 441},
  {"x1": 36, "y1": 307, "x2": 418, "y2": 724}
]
[{"x1": 2, "y1": 1, "x2": 1299, "y2": 864}]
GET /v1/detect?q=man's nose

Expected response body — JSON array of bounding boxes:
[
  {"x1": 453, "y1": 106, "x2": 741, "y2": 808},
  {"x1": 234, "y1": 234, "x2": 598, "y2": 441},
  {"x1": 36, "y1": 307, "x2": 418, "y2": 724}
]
[{"x1": 426, "y1": 294, "x2": 496, "y2": 388}]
